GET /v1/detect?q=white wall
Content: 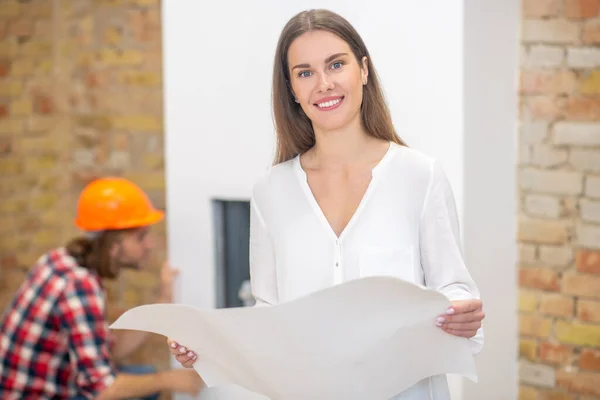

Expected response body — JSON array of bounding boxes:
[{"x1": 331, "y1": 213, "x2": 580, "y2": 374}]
[{"x1": 162, "y1": 1, "x2": 519, "y2": 399}]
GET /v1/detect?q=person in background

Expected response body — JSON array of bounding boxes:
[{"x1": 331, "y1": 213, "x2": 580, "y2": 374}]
[
  {"x1": 169, "y1": 8, "x2": 485, "y2": 399},
  {"x1": 0, "y1": 177, "x2": 205, "y2": 400}
]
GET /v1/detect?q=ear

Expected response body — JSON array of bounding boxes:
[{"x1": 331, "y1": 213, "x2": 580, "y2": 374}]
[
  {"x1": 361, "y1": 56, "x2": 369, "y2": 85},
  {"x1": 290, "y1": 90, "x2": 299, "y2": 103},
  {"x1": 109, "y1": 241, "x2": 119, "y2": 259},
  {"x1": 286, "y1": 79, "x2": 299, "y2": 103}
]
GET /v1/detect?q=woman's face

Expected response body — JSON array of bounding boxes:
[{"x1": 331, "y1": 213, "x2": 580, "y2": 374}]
[{"x1": 287, "y1": 30, "x2": 368, "y2": 133}]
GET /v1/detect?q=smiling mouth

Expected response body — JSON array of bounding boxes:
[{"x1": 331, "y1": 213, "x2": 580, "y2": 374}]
[{"x1": 315, "y1": 97, "x2": 344, "y2": 110}]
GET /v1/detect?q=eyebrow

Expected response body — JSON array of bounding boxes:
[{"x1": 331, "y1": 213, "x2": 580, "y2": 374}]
[{"x1": 291, "y1": 52, "x2": 349, "y2": 71}]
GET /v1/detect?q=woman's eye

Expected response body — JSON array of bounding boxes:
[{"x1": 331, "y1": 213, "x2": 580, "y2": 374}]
[
  {"x1": 298, "y1": 70, "x2": 312, "y2": 78},
  {"x1": 331, "y1": 61, "x2": 343, "y2": 69}
]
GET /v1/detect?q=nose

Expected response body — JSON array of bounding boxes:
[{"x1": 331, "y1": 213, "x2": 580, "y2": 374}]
[{"x1": 317, "y1": 72, "x2": 334, "y2": 92}]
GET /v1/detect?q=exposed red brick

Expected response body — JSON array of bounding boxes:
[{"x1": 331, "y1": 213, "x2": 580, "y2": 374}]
[
  {"x1": 520, "y1": 268, "x2": 560, "y2": 291},
  {"x1": 539, "y1": 294, "x2": 574, "y2": 317},
  {"x1": 539, "y1": 341, "x2": 573, "y2": 364},
  {"x1": 567, "y1": 97, "x2": 600, "y2": 121},
  {"x1": 578, "y1": 300, "x2": 600, "y2": 323},
  {"x1": 523, "y1": 0, "x2": 560, "y2": 17},
  {"x1": 556, "y1": 370, "x2": 600, "y2": 396},
  {"x1": 0, "y1": 137, "x2": 11, "y2": 155},
  {"x1": 562, "y1": 274, "x2": 600, "y2": 299},
  {"x1": 583, "y1": 20, "x2": 600, "y2": 43},
  {"x1": 579, "y1": 348, "x2": 600, "y2": 370},
  {"x1": 521, "y1": 70, "x2": 578, "y2": 95},
  {"x1": 0, "y1": 255, "x2": 18, "y2": 269},
  {"x1": 541, "y1": 391, "x2": 576, "y2": 400},
  {"x1": 34, "y1": 94, "x2": 53, "y2": 115},
  {"x1": 0, "y1": 60, "x2": 10, "y2": 77},
  {"x1": 565, "y1": 0, "x2": 600, "y2": 18},
  {"x1": 576, "y1": 250, "x2": 600, "y2": 274},
  {"x1": 526, "y1": 96, "x2": 566, "y2": 120}
]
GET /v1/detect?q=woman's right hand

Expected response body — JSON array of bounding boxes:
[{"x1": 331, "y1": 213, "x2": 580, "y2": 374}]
[{"x1": 168, "y1": 338, "x2": 197, "y2": 368}]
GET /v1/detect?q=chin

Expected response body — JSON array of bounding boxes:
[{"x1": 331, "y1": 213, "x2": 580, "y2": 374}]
[
  {"x1": 314, "y1": 116, "x2": 354, "y2": 133},
  {"x1": 311, "y1": 106, "x2": 361, "y2": 133}
]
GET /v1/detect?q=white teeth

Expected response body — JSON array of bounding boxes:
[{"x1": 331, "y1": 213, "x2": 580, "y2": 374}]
[{"x1": 317, "y1": 98, "x2": 341, "y2": 108}]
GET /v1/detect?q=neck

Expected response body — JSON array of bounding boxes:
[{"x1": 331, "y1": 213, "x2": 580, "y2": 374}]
[{"x1": 310, "y1": 118, "x2": 374, "y2": 168}]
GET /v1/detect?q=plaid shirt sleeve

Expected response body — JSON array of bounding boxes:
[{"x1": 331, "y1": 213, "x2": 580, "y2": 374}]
[{"x1": 56, "y1": 274, "x2": 116, "y2": 399}]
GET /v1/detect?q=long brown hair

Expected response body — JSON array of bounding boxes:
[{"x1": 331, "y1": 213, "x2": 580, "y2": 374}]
[
  {"x1": 271, "y1": 9, "x2": 407, "y2": 165},
  {"x1": 65, "y1": 230, "x2": 128, "y2": 279}
]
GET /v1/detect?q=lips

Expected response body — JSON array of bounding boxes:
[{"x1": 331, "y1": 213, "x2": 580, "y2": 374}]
[{"x1": 314, "y1": 96, "x2": 344, "y2": 110}]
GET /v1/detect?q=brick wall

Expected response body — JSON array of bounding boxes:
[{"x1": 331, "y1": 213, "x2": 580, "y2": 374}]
[
  {"x1": 519, "y1": 0, "x2": 600, "y2": 398},
  {"x1": 0, "y1": 0, "x2": 169, "y2": 372},
  {"x1": 4, "y1": 0, "x2": 598, "y2": 397}
]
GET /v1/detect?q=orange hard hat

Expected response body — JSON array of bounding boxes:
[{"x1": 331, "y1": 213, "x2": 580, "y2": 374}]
[{"x1": 74, "y1": 177, "x2": 164, "y2": 232}]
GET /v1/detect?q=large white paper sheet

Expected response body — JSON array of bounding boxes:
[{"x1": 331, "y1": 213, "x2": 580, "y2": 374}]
[{"x1": 110, "y1": 276, "x2": 477, "y2": 400}]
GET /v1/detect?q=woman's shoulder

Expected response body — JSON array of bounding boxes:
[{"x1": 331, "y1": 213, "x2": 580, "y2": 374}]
[
  {"x1": 386, "y1": 143, "x2": 453, "y2": 194},
  {"x1": 393, "y1": 143, "x2": 435, "y2": 165},
  {"x1": 389, "y1": 143, "x2": 439, "y2": 176},
  {"x1": 251, "y1": 156, "x2": 298, "y2": 198}
]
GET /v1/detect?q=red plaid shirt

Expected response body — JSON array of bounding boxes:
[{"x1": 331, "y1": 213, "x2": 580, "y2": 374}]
[{"x1": 0, "y1": 247, "x2": 116, "y2": 399}]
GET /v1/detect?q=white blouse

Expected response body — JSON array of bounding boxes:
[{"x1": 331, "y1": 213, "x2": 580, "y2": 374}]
[{"x1": 249, "y1": 142, "x2": 483, "y2": 399}]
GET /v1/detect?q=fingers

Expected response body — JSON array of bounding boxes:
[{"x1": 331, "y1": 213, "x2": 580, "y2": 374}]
[
  {"x1": 441, "y1": 321, "x2": 481, "y2": 331},
  {"x1": 448, "y1": 299, "x2": 482, "y2": 315},
  {"x1": 437, "y1": 313, "x2": 482, "y2": 338},
  {"x1": 442, "y1": 327, "x2": 479, "y2": 338},
  {"x1": 168, "y1": 339, "x2": 181, "y2": 356},
  {"x1": 438, "y1": 299, "x2": 484, "y2": 324},
  {"x1": 167, "y1": 338, "x2": 178, "y2": 355},
  {"x1": 175, "y1": 345, "x2": 193, "y2": 357},
  {"x1": 436, "y1": 299, "x2": 484, "y2": 340},
  {"x1": 439, "y1": 309, "x2": 485, "y2": 324},
  {"x1": 168, "y1": 339, "x2": 198, "y2": 366},
  {"x1": 162, "y1": 261, "x2": 180, "y2": 273},
  {"x1": 176, "y1": 352, "x2": 197, "y2": 367}
]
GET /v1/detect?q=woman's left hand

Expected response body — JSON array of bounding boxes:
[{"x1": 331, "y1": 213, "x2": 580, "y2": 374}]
[{"x1": 436, "y1": 299, "x2": 484, "y2": 338}]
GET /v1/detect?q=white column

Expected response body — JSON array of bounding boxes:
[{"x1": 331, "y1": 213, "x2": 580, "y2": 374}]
[{"x1": 462, "y1": 1, "x2": 520, "y2": 399}]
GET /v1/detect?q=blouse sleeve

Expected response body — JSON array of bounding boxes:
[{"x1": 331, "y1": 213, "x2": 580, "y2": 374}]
[
  {"x1": 419, "y1": 160, "x2": 484, "y2": 355},
  {"x1": 249, "y1": 193, "x2": 278, "y2": 307}
]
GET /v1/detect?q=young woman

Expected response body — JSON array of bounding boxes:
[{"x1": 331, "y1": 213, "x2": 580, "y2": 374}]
[
  {"x1": 0, "y1": 177, "x2": 205, "y2": 400},
  {"x1": 169, "y1": 9, "x2": 485, "y2": 399}
]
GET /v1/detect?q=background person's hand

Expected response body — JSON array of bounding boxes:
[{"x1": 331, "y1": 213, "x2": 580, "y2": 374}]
[
  {"x1": 163, "y1": 369, "x2": 205, "y2": 395},
  {"x1": 436, "y1": 299, "x2": 484, "y2": 338},
  {"x1": 167, "y1": 338, "x2": 197, "y2": 368},
  {"x1": 158, "y1": 261, "x2": 180, "y2": 303}
]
